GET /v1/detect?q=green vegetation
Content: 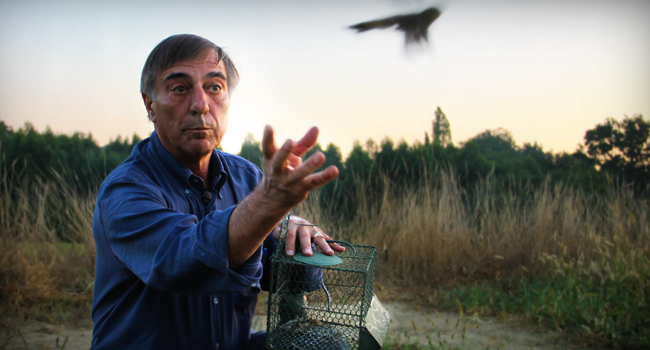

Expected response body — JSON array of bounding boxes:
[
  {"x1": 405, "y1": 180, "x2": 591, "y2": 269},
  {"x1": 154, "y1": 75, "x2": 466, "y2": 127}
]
[
  {"x1": 0, "y1": 121, "x2": 139, "y2": 194},
  {"x1": 1, "y1": 111, "x2": 648, "y2": 348},
  {"x1": 383, "y1": 332, "x2": 505, "y2": 350}
]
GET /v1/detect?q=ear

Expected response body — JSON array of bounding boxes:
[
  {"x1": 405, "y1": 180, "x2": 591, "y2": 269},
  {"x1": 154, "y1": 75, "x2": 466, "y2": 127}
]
[{"x1": 142, "y1": 93, "x2": 155, "y2": 122}]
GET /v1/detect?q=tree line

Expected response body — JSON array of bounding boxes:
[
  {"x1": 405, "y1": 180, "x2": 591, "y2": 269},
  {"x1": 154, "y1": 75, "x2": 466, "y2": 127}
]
[
  {"x1": 0, "y1": 121, "x2": 141, "y2": 193},
  {"x1": 1, "y1": 109, "x2": 648, "y2": 213}
]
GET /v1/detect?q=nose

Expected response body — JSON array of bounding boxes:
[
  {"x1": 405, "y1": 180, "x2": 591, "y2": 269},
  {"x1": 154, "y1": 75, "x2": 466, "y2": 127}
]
[{"x1": 190, "y1": 88, "x2": 209, "y2": 116}]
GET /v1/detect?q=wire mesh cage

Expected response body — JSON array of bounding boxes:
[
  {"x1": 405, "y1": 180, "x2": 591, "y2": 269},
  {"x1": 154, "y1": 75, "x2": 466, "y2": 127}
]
[{"x1": 266, "y1": 214, "x2": 389, "y2": 350}]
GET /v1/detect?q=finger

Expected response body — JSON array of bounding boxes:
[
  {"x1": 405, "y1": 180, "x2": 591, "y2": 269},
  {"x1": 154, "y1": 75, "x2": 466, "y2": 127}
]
[
  {"x1": 286, "y1": 153, "x2": 304, "y2": 170},
  {"x1": 262, "y1": 125, "x2": 277, "y2": 160},
  {"x1": 271, "y1": 139, "x2": 294, "y2": 175},
  {"x1": 298, "y1": 230, "x2": 313, "y2": 256},
  {"x1": 313, "y1": 233, "x2": 345, "y2": 255},
  {"x1": 312, "y1": 233, "x2": 333, "y2": 255},
  {"x1": 285, "y1": 151, "x2": 326, "y2": 184},
  {"x1": 297, "y1": 165, "x2": 339, "y2": 191},
  {"x1": 293, "y1": 126, "x2": 319, "y2": 157},
  {"x1": 328, "y1": 241, "x2": 346, "y2": 253},
  {"x1": 284, "y1": 224, "x2": 298, "y2": 257}
]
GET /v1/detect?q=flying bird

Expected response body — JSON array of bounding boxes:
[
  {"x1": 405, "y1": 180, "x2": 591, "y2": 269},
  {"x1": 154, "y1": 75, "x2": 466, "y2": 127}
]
[{"x1": 349, "y1": 7, "x2": 442, "y2": 45}]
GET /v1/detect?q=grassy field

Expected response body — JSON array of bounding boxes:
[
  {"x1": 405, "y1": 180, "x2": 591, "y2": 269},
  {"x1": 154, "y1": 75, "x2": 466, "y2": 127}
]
[
  {"x1": 1, "y1": 170, "x2": 648, "y2": 348},
  {"x1": 0, "y1": 172, "x2": 95, "y2": 323},
  {"x1": 296, "y1": 173, "x2": 650, "y2": 349}
]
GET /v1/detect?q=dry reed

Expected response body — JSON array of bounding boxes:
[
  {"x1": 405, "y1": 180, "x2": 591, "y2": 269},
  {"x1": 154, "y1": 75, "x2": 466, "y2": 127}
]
[
  {"x1": 0, "y1": 171, "x2": 96, "y2": 323},
  {"x1": 2, "y1": 166, "x2": 648, "y2": 347},
  {"x1": 299, "y1": 171, "x2": 649, "y2": 290}
]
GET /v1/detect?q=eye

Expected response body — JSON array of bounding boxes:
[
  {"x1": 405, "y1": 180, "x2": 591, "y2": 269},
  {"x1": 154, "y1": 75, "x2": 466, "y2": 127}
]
[
  {"x1": 172, "y1": 85, "x2": 187, "y2": 93},
  {"x1": 209, "y1": 84, "x2": 222, "y2": 93}
]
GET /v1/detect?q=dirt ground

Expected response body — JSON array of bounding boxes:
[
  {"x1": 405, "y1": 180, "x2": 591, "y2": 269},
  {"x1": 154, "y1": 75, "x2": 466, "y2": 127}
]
[
  {"x1": 1, "y1": 320, "x2": 92, "y2": 350},
  {"x1": 1, "y1": 300, "x2": 577, "y2": 350},
  {"x1": 380, "y1": 302, "x2": 574, "y2": 349}
]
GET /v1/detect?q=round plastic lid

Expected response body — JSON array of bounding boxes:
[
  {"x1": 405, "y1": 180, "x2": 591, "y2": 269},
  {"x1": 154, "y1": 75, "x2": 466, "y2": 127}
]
[{"x1": 292, "y1": 251, "x2": 342, "y2": 266}]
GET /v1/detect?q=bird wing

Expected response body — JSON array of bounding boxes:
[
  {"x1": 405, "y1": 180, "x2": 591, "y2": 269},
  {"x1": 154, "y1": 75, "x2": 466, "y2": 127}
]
[
  {"x1": 349, "y1": 7, "x2": 441, "y2": 45},
  {"x1": 349, "y1": 14, "x2": 408, "y2": 32}
]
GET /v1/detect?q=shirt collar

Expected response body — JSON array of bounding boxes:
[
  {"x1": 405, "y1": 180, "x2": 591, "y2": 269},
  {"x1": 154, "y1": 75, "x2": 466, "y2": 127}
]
[
  {"x1": 150, "y1": 131, "x2": 228, "y2": 193},
  {"x1": 207, "y1": 151, "x2": 228, "y2": 194}
]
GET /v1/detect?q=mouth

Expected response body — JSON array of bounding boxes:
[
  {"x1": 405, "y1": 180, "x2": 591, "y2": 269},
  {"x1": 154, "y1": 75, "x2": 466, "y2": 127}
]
[
  {"x1": 182, "y1": 128, "x2": 214, "y2": 139},
  {"x1": 182, "y1": 127, "x2": 213, "y2": 132}
]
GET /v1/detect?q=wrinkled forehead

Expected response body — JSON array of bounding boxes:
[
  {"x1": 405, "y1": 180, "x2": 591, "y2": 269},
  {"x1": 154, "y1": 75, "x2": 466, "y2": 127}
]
[{"x1": 158, "y1": 50, "x2": 227, "y2": 83}]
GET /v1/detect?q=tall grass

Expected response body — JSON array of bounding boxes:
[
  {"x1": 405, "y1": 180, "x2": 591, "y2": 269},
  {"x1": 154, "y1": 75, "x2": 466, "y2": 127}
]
[
  {"x1": 2, "y1": 167, "x2": 648, "y2": 347},
  {"x1": 0, "y1": 170, "x2": 96, "y2": 323},
  {"x1": 331, "y1": 173, "x2": 647, "y2": 288},
  {"x1": 297, "y1": 171, "x2": 649, "y2": 348}
]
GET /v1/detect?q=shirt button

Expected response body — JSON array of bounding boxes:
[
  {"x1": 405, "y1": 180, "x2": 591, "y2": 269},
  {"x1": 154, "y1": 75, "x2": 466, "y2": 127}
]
[
  {"x1": 185, "y1": 189, "x2": 191, "y2": 194},
  {"x1": 213, "y1": 297, "x2": 219, "y2": 305}
]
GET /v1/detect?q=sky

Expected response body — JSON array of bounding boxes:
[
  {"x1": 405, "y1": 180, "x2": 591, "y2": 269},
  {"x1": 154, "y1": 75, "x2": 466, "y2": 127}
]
[{"x1": 1, "y1": 0, "x2": 648, "y2": 158}]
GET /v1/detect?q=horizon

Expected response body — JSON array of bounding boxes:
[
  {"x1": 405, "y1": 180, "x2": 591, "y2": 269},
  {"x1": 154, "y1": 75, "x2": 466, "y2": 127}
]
[{"x1": 3, "y1": 111, "x2": 644, "y2": 159}]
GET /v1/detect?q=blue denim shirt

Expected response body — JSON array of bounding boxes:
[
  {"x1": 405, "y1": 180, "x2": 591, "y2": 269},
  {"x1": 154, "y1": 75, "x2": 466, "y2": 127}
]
[{"x1": 91, "y1": 131, "x2": 274, "y2": 350}]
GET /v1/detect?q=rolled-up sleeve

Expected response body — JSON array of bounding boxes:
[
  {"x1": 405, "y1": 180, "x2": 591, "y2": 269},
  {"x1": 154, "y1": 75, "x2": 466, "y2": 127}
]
[{"x1": 98, "y1": 179, "x2": 262, "y2": 295}]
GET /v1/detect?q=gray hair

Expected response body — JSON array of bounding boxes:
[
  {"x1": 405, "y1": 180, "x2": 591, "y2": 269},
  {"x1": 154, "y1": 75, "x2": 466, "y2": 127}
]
[{"x1": 140, "y1": 34, "x2": 240, "y2": 100}]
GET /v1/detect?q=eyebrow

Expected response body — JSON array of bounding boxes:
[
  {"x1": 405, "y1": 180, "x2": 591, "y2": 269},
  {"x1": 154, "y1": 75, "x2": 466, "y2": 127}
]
[
  {"x1": 162, "y1": 72, "x2": 191, "y2": 84},
  {"x1": 206, "y1": 71, "x2": 227, "y2": 81},
  {"x1": 162, "y1": 71, "x2": 227, "y2": 84}
]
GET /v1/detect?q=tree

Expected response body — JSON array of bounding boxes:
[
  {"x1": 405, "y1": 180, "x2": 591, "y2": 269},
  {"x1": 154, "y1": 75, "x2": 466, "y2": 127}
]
[
  {"x1": 0, "y1": 121, "x2": 13, "y2": 164},
  {"x1": 522, "y1": 142, "x2": 554, "y2": 174},
  {"x1": 344, "y1": 140, "x2": 374, "y2": 178},
  {"x1": 322, "y1": 143, "x2": 343, "y2": 171},
  {"x1": 303, "y1": 143, "x2": 323, "y2": 165},
  {"x1": 465, "y1": 128, "x2": 519, "y2": 174},
  {"x1": 455, "y1": 140, "x2": 492, "y2": 185},
  {"x1": 583, "y1": 115, "x2": 649, "y2": 187},
  {"x1": 238, "y1": 133, "x2": 263, "y2": 169},
  {"x1": 375, "y1": 137, "x2": 396, "y2": 175},
  {"x1": 432, "y1": 106, "x2": 452, "y2": 146},
  {"x1": 551, "y1": 151, "x2": 605, "y2": 191},
  {"x1": 0, "y1": 121, "x2": 11, "y2": 139},
  {"x1": 312, "y1": 143, "x2": 344, "y2": 212}
]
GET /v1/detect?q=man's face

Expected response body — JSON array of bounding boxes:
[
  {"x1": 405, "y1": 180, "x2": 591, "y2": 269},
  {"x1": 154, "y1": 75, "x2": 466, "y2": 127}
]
[{"x1": 144, "y1": 50, "x2": 230, "y2": 165}]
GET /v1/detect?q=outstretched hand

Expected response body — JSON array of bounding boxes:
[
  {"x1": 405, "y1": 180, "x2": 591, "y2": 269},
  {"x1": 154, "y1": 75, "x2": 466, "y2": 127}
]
[
  {"x1": 227, "y1": 125, "x2": 342, "y2": 269},
  {"x1": 261, "y1": 126, "x2": 343, "y2": 257},
  {"x1": 260, "y1": 125, "x2": 338, "y2": 209}
]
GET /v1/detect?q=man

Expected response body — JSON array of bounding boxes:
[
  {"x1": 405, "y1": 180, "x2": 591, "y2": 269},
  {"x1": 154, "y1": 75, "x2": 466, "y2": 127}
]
[{"x1": 91, "y1": 34, "x2": 343, "y2": 349}]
